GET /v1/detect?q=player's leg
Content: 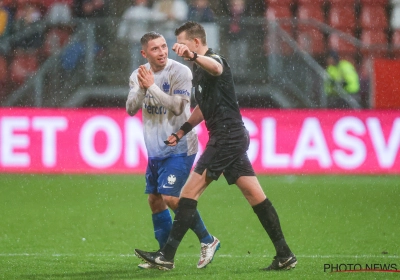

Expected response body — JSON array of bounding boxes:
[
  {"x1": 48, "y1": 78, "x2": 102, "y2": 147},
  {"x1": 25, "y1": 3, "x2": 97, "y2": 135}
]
[
  {"x1": 135, "y1": 170, "x2": 212, "y2": 270},
  {"x1": 163, "y1": 170, "x2": 212, "y2": 257},
  {"x1": 137, "y1": 193, "x2": 170, "y2": 269},
  {"x1": 144, "y1": 159, "x2": 173, "y2": 250},
  {"x1": 157, "y1": 154, "x2": 213, "y2": 242},
  {"x1": 163, "y1": 194, "x2": 214, "y2": 245},
  {"x1": 159, "y1": 154, "x2": 218, "y2": 267},
  {"x1": 162, "y1": 186, "x2": 219, "y2": 268},
  {"x1": 135, "y1": 140, "x2": 223, "y2": 269},
  {"x1": 138, "y1": 160, "x2": 173, "y2": 269},
  {"x1": 148, "y1": 193, "x2": 172, "y2": 249}
]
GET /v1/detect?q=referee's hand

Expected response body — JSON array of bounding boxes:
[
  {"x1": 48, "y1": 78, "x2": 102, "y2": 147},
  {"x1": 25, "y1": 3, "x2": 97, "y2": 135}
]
[
  {"x1": 164, "y1": 130, "x2": 184, "y2": 146},
  {"x1": 172, "y1": 43, "x2": 192, "y2": 61}
]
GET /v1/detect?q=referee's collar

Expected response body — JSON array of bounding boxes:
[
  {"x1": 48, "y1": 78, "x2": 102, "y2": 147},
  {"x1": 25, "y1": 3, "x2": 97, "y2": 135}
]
[{"x1": 205, "y1": 48, "x2": 214, "y2": 56}]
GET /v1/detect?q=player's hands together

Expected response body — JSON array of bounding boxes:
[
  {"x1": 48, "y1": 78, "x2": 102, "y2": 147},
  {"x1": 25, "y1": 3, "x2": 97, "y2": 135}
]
[
  {"x1": 138, "y1": 65, "x2": 154, "y2": 90},
  {"x1": 172, "y1": 43, "x2": 194, "y2": 61}
]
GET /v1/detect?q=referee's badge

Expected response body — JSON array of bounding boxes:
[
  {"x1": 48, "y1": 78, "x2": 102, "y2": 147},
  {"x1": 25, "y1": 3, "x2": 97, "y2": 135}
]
[{"x1": 198, "y1": 85, "x2": 202, "y2": 93}]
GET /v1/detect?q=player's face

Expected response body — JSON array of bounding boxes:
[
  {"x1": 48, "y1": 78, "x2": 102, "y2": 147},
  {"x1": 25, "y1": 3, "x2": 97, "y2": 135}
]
[
  {"x1": 141, "y1": 37, "x2": 168, "y2": 71},
  {"x1": 176, "y1": 31, "x2": 197, "y2": 52}
]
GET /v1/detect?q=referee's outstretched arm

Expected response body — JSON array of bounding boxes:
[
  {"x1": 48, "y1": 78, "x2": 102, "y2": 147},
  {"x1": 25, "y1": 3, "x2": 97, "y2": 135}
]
[
  {"x1": 172, "y1": 42, "x2": 223, "y2": 76},
  {"x1": 190, "y1": 53, "x2": 223, "y2": 76}
]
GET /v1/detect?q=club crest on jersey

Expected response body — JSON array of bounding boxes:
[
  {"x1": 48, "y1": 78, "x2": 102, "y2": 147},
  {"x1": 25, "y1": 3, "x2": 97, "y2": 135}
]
[
  {"x1": 167, "y1": 174, "x2": 176, "y2": 185},
  {"x1": 162, "y1": 82, "x2": 170, "y2": 93}
]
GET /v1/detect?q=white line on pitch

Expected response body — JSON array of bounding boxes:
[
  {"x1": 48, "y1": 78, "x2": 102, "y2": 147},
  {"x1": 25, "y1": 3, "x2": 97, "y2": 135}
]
[{"x1": 0, "y1": 253, "x2": 398, "y2": 259}]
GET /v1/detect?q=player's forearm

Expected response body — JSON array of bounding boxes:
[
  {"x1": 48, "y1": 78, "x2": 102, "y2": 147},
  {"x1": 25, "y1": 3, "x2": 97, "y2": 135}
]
[
  {"x1": 126, "y1": 89, "x2": 145, "y2": 116},
  {"x1": 147, "y1": 84, "x2": 187, "y2": 115},
  {"x1": 193, "y1": 54, "x2": 223, "y2": 76}
]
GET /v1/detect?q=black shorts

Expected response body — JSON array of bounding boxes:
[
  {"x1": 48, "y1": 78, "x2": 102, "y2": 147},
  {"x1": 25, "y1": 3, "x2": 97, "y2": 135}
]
[{"x1": 194, "y1": 124, "x2": 256, "y2": 185}]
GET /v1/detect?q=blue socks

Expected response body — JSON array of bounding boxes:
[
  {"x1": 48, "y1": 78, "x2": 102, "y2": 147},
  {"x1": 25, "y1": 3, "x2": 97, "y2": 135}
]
[
  {"x1": 152, "y1": 209, "x2": 172, "y2": 249},
  {"x1": 152, "y1": 203, "x2": 214, "y2": 248},
  {"x1": 152, "y1": 205, "x2": 214, "y2": 251},
  {"x1": 191, "y1": 210, "x2": 214, "y2": 244}
]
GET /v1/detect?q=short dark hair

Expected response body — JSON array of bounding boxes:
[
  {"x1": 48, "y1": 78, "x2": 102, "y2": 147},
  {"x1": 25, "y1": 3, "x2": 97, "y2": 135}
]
[
  {"x1": 140, "y1": 31, "x2": 163, "y2": 46},
  {"x1": 174, "y1": 21, "x2": 207, "y2": 45}
]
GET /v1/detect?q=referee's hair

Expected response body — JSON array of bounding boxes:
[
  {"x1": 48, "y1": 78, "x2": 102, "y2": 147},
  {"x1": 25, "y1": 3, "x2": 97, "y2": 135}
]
[
  {"x1": 175, "y1": 21, "x2": 207, "y2": 45},
  {"x1": 140, "y1": 31, "x2": 164, "y2": 46}
]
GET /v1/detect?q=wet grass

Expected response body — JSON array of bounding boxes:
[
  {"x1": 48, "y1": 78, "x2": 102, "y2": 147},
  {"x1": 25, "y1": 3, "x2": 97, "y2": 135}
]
[{"x1": 0, "y1": 174, "x2": 399, "y2": 279}]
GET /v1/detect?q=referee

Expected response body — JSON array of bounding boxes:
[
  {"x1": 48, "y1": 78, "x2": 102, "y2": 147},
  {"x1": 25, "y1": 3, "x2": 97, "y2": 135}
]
[{"x1": 135, "y1": 21, "x2": 297, "y2": 271}]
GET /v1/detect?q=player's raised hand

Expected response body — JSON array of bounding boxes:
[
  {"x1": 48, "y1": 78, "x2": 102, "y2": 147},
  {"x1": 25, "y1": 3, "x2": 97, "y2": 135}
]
[
  {"x1": 138, "y1": 65, "x2": 154, "y2": 89},
  {"x1": 137, "y1": 74, "x2": 144, "y2": 89},
  {"x1": 172, "y1": 43, "x2": 192, "y2": 61}
]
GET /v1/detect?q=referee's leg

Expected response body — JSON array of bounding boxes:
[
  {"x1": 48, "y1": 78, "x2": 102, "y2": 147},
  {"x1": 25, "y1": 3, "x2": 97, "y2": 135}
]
[
  {"x1": 236, "y1": 175, "x2": 295, "y2": 266},
  {"x1": 235, "y1": 176, "x2": 266, "y2": 206},
  {"x1": 179, "y1": 170, "x2": 213, "y2": 200},
  {"x1": 160, "y1": 170, "x2": 213, "y2": 261}
]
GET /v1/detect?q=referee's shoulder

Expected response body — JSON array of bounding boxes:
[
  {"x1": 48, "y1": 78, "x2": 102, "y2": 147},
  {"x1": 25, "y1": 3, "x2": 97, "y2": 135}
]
[{"x1": 209, "y1": 53, "x2": 223, "y2": 64}]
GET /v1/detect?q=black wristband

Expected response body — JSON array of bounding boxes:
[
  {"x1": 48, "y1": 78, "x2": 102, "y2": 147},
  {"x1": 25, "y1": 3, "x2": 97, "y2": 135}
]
[
  {"x1": 188, "y1": 51, "x2": 198, "y2": 61},
  {"x1": 171, "y1": 133, "x2": 180, "y2": 143},
  {"x1": 179, "y1": 122, "x2": 193, "y2": 135}
]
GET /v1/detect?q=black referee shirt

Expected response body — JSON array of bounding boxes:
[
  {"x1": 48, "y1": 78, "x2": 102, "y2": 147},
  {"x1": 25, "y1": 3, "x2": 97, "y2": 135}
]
[{"x1": 192, "y1": 48, "x2": 243, "y2": 132}]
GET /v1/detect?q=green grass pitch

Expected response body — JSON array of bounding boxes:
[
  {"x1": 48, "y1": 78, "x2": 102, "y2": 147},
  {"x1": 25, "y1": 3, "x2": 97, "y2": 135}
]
[{"x1": 0, "y1": 174, "x2": 399, "y2": 279}]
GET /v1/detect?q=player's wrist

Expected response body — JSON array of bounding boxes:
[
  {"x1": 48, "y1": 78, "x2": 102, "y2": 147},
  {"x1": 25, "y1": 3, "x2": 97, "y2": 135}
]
[{"x1": 147, "y1": 83, "x2": 156, "y2": 90}]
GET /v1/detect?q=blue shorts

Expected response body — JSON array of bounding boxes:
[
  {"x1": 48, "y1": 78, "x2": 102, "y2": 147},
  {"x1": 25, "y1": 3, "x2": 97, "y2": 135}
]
[{"x1": 145, "y1": 154, "x2": 196, "y2": 197}]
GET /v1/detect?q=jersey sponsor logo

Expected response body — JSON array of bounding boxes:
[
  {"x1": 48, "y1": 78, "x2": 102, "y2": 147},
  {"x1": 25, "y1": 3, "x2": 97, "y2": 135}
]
[
  {"x1": 162, "y1": 82, "x2": 170, "y2": 93},
  {"x1": 173, "y1": 89, "x2": 190, "y2": 97},
  {"x1": 144, "y1": 104, "x2": 167, "y2": 115},
  {"x1": 167, "y1": 174, "x2": 176, "y2": 185}
]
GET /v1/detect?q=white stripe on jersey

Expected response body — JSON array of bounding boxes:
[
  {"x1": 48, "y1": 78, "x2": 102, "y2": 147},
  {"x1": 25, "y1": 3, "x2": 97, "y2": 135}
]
[{"x1": 130, "y1": 59, "x2": 198, "y2": 159}]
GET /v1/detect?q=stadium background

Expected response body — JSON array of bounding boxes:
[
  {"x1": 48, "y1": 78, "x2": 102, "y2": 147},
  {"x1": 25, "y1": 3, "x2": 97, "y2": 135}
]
[
  {"x1": 1, "y1": 0, "x2": 400, "y2": 109},
  {"x1": 0, "y1": 0, "x2": 399, "y2": 279}
]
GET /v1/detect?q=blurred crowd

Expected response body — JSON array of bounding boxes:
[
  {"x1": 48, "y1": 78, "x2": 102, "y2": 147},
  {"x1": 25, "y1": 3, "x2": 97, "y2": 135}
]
[
  {"x1": 0, "y1": 0, "x2": 219, "y2": 99},
  {"x1": 0, "y1": 0, "x2": 109, "y2": 97},
  {"x1": 2, "y1": 0, "x2": 395, "y2": 109},
  {"x1": 1, "y1": 0, "x2": 260, "y2": 100}
]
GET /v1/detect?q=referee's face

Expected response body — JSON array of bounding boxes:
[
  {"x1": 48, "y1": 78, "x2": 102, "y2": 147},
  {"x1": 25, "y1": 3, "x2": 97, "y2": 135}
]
[
  {"x1": 142, "y1": 37, "x2": 168, "y2": 71},
  {"x1": 176, "y1": 32, "x2": 196, "y2": 52}
]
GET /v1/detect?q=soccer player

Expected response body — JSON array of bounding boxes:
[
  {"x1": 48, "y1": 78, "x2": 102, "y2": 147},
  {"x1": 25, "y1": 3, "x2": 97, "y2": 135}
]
[
  {"x1": 126, "y1": 31, "x2": 220, "y2": 269},
  {"x1": 134, "y1": 22, "x2": 297, "y2": 271}
]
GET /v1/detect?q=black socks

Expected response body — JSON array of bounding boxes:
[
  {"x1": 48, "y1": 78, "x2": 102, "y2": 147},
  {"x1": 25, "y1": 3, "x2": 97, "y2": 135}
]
[
  {"x1": 162, "y1": 197, "x2": 292, "y2": 260},
  {"x1": 163, "y1": 197, "x2": 198, "y2": 260},
  {"x1": 253, "y1": 198, "x2": 291, "y2": 257}
]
